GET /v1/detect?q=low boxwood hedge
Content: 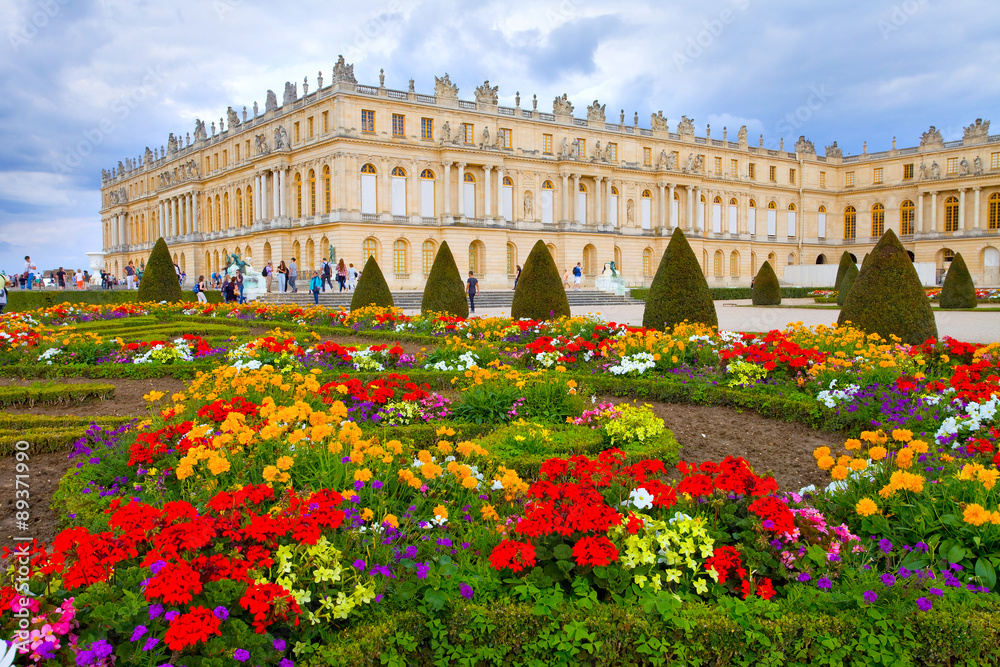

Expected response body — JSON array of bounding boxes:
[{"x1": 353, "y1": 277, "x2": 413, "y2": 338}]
[
  {"x1": 630, "y1": 286, "x2": 824, "y2": 302},
  {"x1": 0, "y1": 382, "x2": 115, "y2": 407},
  {"x1": 4, "y1": 289, "x2": 223, "y2": 312}
]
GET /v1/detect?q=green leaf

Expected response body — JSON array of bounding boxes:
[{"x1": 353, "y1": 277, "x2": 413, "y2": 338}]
[
  {"x1": 975, "y1": 558, "x2": 997, "y2": 589},
  {"x1": 947, "y1": 544, "x2": 966, "y2": 563},
  {"x1": 553, "y1": 543, "x2": 573, "y2": 560}
]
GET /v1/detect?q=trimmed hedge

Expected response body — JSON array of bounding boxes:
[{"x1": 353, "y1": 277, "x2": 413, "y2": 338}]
[
  {"x1": 511, "y1": 240, "x2": 571, "y2": 320},
  {"x1": 751, "y1": 261, "x2": 781, "y2": 305},
  {"x1": 642, "y1": 228, "x2": 717, "y2": 330},
  {"x1": 4, "y1": 289, "x2": 222, "y2": 312},
  {"x1": 137, "y1": 237, "x2": 182, "y2": 303},
  {"x1": 421, "y1": 240, "x2": 468, "y2": 317},
  {"x1": 0, "y1": 412, "x2": 132, "y2": 454},
  {"x1": 0, "y1": 383, "x2": 115, "y2": 407},
  {"x1": 939, "y1": 252, "x2": 977, "y2": 309},
  {"x1": 834, "y1": 250, "x2": 855, "y2": 291},
  {"x1": 351, "y1": 256, "x2": 394, "y2": 311},
  {"x1": 630, "y1": 286, "x2": 824, "y2": 302},
  {"x1": 836, "y1": 261, "x2": 859, "y2": 306}
]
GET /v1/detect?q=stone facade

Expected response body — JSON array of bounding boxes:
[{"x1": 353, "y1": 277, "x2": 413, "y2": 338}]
[{"x1": 100, "y1": 61, "x2": 1000, "y2": 289}]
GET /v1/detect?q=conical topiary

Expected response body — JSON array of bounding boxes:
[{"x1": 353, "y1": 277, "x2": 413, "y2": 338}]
[
  {"x1": 421, "y1": 241, "x2": 468, "y2": 317},
  {"x1": 350, "y1": 255, "x2": 394, "y2": 311},
  {"x1": 137, "y1": 237, "x2": 182, "y2": 302},
  {"x1": 751, "y1": 261, "x2": 781, "y2": 305},
  {"x1": 836, "y1": 261, "x2": 859, "y2": 306},
  {"x1": 838, "y1": 229, "x2": 937, "y2": 344},
  {"x1": 511, "y1": 240, "x2": 570, "y2": 320},
  {"x1": 939, "y1": 252, "x2": 977, "y2": 309},
  {"x1": 862, "y1": 253, "x2": 870, "y2": 269},
  {"x1": 643, "y1": 228, "x2": 718, "y2": 330},
  {"x1": 834, "y1": 251, "x2": 854, "y2": 290}
]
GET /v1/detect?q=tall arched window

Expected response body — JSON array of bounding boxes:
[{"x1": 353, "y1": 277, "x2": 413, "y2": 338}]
[
  {"x1": 871, "y1": 203, "x2": 885, "y2": 237},
  {"x1": 787, "y1": 202, "x2": 797, "y2": 237},
  {"x1": 642, "y1": 247, "x2": 652, "y2": 277},
  {"x1": 541, "y1": 180, "x2": 554, "y2": 224},
  {"x1": 362, "y1": 238, "x2": 378, "y2": 263},
  {"x1": 506, "y1": 242, "x2": 516, "y2": 275},
  {"x1": 730, "y1": 251, "x2": 740, "y2": 278},
  {"x1": 360, "y1": 163, "x2": 377, "y2": 215},
  {"x1": 900, "y1": 200, "x2": 915, "y2": 235},
  {"x1": 294, "y1": 173, "x2": 302, "y2": 218},
  {"x1": 468, "y1": 241, "x2": 482, "y2": 275},
  {"x1": 323, "y1": 165, "x2": 331, "y2": 212},
  {"x1": 576, "y1": 182, "x2": 588, "y2": 225},
  {"x1": 728, "y1": 197, "x2": 738, "y2": 234},
  {"x1": 207, "y1": 198, "x2": 214, "y2": 232},
  {"x1": 990, "y1": 193, "x2": 1000, "y2": 230},
  {"x1": 393, "y1": 239, "x2": 407, "y2": 276},
  {"x1": 712, "y1": 195, "x2": 723, "y2": 234},
  {"x1": 502, "y1": 176, "x2": 514, "y2": 220},
  {"x1": 714, "y1": 250, "x2": 724, "y2": 278},
  {"x1": 748, "y1": 199, "x2": 757, "y2": 236},
  {"x1": 844, "y1": 206, "x2": 857, "y2": 239},
  {"x1": 420, "y1": 169, "x2": 435, "y2": 218},
  {"x1": 610, "y1": 185, "x2": 620, "y2": 227},
  {"x1": 236, "y1": 189, "x2": 243, "y2": 226},
  {"x1": 640, "y1": 189, "x2": 652, "y2": 230},
  {"x1": 223, "y1": 193, "x2": 229, "y2": 229},
  {"x1": 246, "y1": 185, "x2": 253, "y2": 223},
  {"x1": 422, "y1": 240, "x2": 435, "y2": 275},
  {"x1": 766, "y1": 200, "x2": 777, "y2": 236},
  {"x1": 945, "y1": 196, "x2": 959, "y2": 232},
  {"x1": 462, "y1": 172, "x2": 476, "y2": 218},
  {"x1": 818, "y1": 204, "x2": 827, "y2": 238},
  {"x1": 391, "y1": 167, "x2": 407, "y2": 217},
  {"x1": 308, "y1": 169, "x2": 316, "y2": 216}
]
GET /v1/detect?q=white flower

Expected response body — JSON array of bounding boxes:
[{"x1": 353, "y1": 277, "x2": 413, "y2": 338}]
[{"x1": 624, "y1": 487, "x2": 654, "y2": 510}]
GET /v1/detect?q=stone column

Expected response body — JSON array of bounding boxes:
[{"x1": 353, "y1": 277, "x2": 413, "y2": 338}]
[
  {"x1": 188, "y1": 193, "x2": 194, "y2": 234},
  {"x1": 457, "y1": 163, "x2": 465, "y2": 217},
  {"x1": 193, "y1": 193, "x2": 199, "y2": 232},
  {"x1": 496, "y1": 166, "x2": 504, "y2": 219},
  {"x1": 917, "y1": 193, "x2": 924, "y2": 233},
  {"x1": 279, "y1": 169, "x2": 287, "y2": 218},
  {"x1": 443, "y1": 161, "x2": 452, "y2": 216},
  {"x1": 561, "y1": 174, "x2": 570, "y2": 222},
  {"x1": 930, "y1": 191, "x2": 938, "y2": 232},
  {"x1": 272, "y1": 170, "x2": 280, "y2": 218},
  {"x1": 686, "y1": 185, "x2": 694, "y2": 231},
  {"x1": 959, "y1": 188, "x2": 967, "y2": 231},
  {"x1": 658, "y1": 183, "x2": 667, "y2": 229},
  {"x1": 484, "y1": 165, "x2": 492, "y2": 218},
  {"x1": 571, "y1": 174, "x2": 580, "y2": 222},
  {"x1": 380, "y1": 162, "x2": 390, "y2": 216},
  {"x1": 668, "y1": 183, "x2": 676, "y2": 229},
  {"x1": 694, "y1": 186, "x2": 703, "y2": 231},
  {"x1": 594, "y1": 176, "x2": 603, "y2": 225},
  {"x1": 974, "y1": 187, "x2": 981, "y2": 229},
  {"x1": 160, "y1": 201, "x2": 166, "y2": 238}
]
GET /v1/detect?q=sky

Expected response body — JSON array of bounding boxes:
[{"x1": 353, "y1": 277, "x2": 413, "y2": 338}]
[{"x1": 1, "y1": 0, "x2": 998, "y2": 272}]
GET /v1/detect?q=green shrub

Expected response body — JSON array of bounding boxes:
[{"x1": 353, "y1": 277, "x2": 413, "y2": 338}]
[
  {"x1": 939, "y1": 252, "x2": 977, "y2": 309},
  {"x1": 351, "y1": 255, "x2": 394, "y2": 310},
  {"x1": 834, "y1": 251, "x2": 854, "y2": 291},
  {"x1": 751, "y1": 261, "x2": 781, "y2": 305},
  {"x1": 511, "y1": 240, "x2": 570, "y2": 320},
  {"x1": 836, "y1": 261, "x2": 859, "y2": 306},
  {"x1": 838, "y1": 229, "x2": 937, "y2": 345},
  {"x1": 643, "y1": 228, "x2": 717, "y2": 330},
  {"x1": 136, "y1": 237, "x2": 183, "y2": 303},
  {"x1": 451, "y1": 384, "x2": 522, "y2": 424},
  {"x1": 420, "y1": 240, "x2": 468, "y2": 317},
  {"x1": 0, "y1": 382, "x2": 115, "y2": 407},
  {"x1": 630, "y1": 286, "x2": 822, "y2": 302}
]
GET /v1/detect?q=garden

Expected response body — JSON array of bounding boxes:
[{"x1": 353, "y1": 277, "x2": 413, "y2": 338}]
[{"x1": 1, "y1": 232, "x2": 999, "y2": 666}]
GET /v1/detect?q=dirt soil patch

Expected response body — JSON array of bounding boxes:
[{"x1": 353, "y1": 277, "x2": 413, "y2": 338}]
[
  {"x1": 1, "y1": 451, "x2": 72, "y2": 555},
  {"x1": 0, "y1": 377, "x2": 187, "y2": 418}
]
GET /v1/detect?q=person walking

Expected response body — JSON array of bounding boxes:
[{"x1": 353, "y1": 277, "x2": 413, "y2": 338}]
[
  {"x1": 562, "y1": 268, "x2": 570, "y2": 289},
  {"x1": 23, "y1": 256, "x2": 36, "y2": 290},
  {"x1": 347, "y1": 263, "x2": 358, "y2": 290},
  {"x1": 310, "y1": 269, "x2": 322, "y2": 305},
  {"x1": 275, "y1": 261, "x2": 288, "y2": 292},
  {"x1": 573, "y1": 262, "x2": 583, "y2": 290},
  {"x1": 514, "y1": 264, "x2": 521, "y2": 290},
  {"x1": 288, "y1": 257, "x2": 298, "y2": 293},
  {"x1": 336, "y1": 259, "x2": 347, "y2": 292},
  {"x1": 0, "y1": 274, "x2": 7, "y2": 315},
  {"x1": 194, "y1": 275, "x2": 208, "y2": 303},
  {"x1": 466, "y1": 270, "x2": 478, "y2": 314},
  {"x1": 223, "y1": 276, "x2": 237, "y2": 303},
  {"x1": 125, "y1": 261, "x2": 136, "y2": 289},
  {"x1": 75, "y1": 270, "x2": 84, "y2": 290},
  {"x1": 323, "y1": 259, "x2": 334, "y2": 292},
  {"x1": 56, "y1": 266, "x2": 67, "y2": 290},
  {"x1": 82, "y1": 270, "x2": 90, "y2": 290},
  {"x1": 264, "y1": 261, "x2": 273, "y2": 292},
  {"x1": 236, "y1": 271, "x2": 246, "y2": 303}
]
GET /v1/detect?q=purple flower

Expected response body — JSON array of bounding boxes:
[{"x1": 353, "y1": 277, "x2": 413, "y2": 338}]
[
  {"x1": 273, "y1": 638, "x2": 287, "y2": 651},
  {"x1": 898, "y1": 567, "x2": 912, "y2": 578},
  {"x1": 459, "y1": 582, "x2": 474, "y2": 600},
  {"x1": 878, "y1": 539, "x2": 893, "y2": 554},
  {"x1": 147, "y1": 603, "x2": 164, "y2": 619},
  {"x1": 437, "y1": 538, "x2": 453, "y2": 547},
  {"x1": 916, "y1": 597, "x2": 933, "y2": 611},
  {"x1": 817, "y1": 577, "x2": 832, "y2": 590},
  {"x1": 213, "y1": 605, "x2": 229, "y2": 620},
  {"x1": 130, "y1": 625, "x2": 148, "y2": 642},
  {"x1": 372, "y1": 480, "x2": 384, "y2": 490},
  {"x1": 416, "y1": 562, "x2": 431, "y2": 579},
  {"x1": 796, "y1": 573, "x2": 812, "y2": 583},
  {"x1": 141, "y1": 637, "x2": 160, "y2": 651},
  {"x1": 352, "y1": 559, "x2": 366, "y2": 570},
  {"x1": 914, "y1": 541, "x2": 929, "y2": 552},
  {"x1": 91, "y1": 640, "x2": 114, "y2": 658},
  {"x1": 929, "y1": 587, "x2": 944, "y2": 596},
  {"x1": 234, "y1": 648, "x2": 251, "y2": 662},
  {"x1": 164, "y1": 610, "x2": 179, "y2": 622},
  {"x1": 354, "y1": 480, "x2": 365, "y2": 491},
  {"x1": 149, "y1": 559, "x2": 167, "y2": 575},
  {"x1": 762, "y1": 519, "x2": 776, "y2": 530},
  {"x1": 863, "y1": 590, "x2": 878, "y2": 604},
  {"x1": 403, "y1": 545, "x2": 418, "y2": 559},
  {"x1": 880, "y1": 573, "x2": 896, "y2": 587},
  {"x1": 280, "y1": 659, "x2": 295, "y2": 667}
]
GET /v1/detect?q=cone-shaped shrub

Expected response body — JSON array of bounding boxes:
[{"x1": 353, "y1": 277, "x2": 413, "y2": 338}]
[
  {"x1": 834, "y1": 251, "x2": 854, "y2": 290},
  {"x1": 838, "y1": 229, "x2": 937, "y2": 344},
  {"x1": 421, "y1": 241, "x2": 468, "y2": 317},
  {"x1": 836, "y1": 261, "x2": 859, "y2": 306},
  {"x1": 751, "y1": 261, "x2": 781, "y2": 305},
  {"x1": 351, "y1": 255, "x2": 394, "y2": 311},
  {"x1": 511, "y1": 240, "x2": 570, "y2": 320},
  {"x1": 137, "y1": 238, "x2": 182, "y2": 303},
  {"x1": 939, "y1": 252, "x2": 977, "y2": 309},
  {"x1": 643, "y1": 228, "x2": 718, "y2": 330},
  {"x1": 862, "y1": 253, "x2": 870, "y2": 269}
]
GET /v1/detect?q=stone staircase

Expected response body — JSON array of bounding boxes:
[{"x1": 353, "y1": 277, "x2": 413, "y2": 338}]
[{"x1": 255, "y1": 289, "x2": 637, "y2": 309}]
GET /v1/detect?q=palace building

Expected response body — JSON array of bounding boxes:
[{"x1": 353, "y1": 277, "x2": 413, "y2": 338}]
[{"x1": 100, "y1": 57, "x2": 1000, "y2": 289}]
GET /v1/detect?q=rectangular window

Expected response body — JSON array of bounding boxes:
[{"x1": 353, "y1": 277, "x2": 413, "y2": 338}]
[
  {"x1": 235, "y1": 144, "x2": 240, "y2": 162},
  {"x1": 873, "y1": 167, "x2": 883, "y2": 184},
  {"x1": 500, "y1": 128, "x2": 512, "y2": 149},
  {"x1": 731, "y1": 158, "x2": 738, "y2": 176},
  {"x1": 461, "y1": 123, "x2": 473, "y2": 144},
  {"x1": 361, "y1": 109, "x2": 375, "y2": 133},
  {"x1": 577, "y1": 138, "x2": 585, "y2": 157},
  {"x1": 748, "y1": 163, "x2": 756, "y2": 179},
  {"x1": 222, "y1": 150, "x2": 227, "y2": 167},
  {"x1": 769, "y1": 165, "x2": 776, "y2": 182},
  {"x1": 947, "y1": 157, "x2": 957, "y2": 174},
  {"x1": 903, "y1": 163, "x2": 914, "y2": 179},
  {"x1": 819, "y1": 171, "x2": 826, "y2": 188},
  {"x1": 322, "y1": 111, "x2": 329, "y2": 133},
  {"x1": 204, "y1": 157, "x2": 210, "y2": 173},
  {"x1": 845, "y1": 171, "x2": 855, "y2": 187},
  {"x1": 421, "y1": 117, "x2": 433, "y2": 140},
  {"x1": 245, "y1": 140, "x2": 250, "y2": 159},
  {"x1": 543, "y1": 133, "x2": 553, "y2": 154},
  {"x1": 392, "y1": 113, "x2": 405, "y2": 137},
  {"x1": 214, "y1": 153, "x2": 218, "y2": 170},
  {"x1": 643, "y1": 147, "x2": 652, "y2": 167},
  {"x1": 992, "y1": 152, "x2": 1000, "y2": 170},
  {"x1": 789, "y1": 168, "x2": 796, "y2": 184},
  {"x1": 307, "y1": 116, "x2": 314, "y2": 138},
  {"x1": 714, "y1": 156, "x2": 722, "y2": 175},
  {"x1": 293, "y1": 122, "x2": 300, "y2": 143}
]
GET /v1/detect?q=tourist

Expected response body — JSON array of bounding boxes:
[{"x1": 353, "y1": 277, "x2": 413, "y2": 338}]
[
  {"x1": 573, "y1": 262, "x2": 582, "y2": 290},
  {"x1": 0, "y1": 274, "x2": 7, "y2": 314},
  {"x1": 82, "y1": 270, "x2": 90, "y2": 289},
  {"x1": 347, "y1": 263, "x2": 358, "y2": 290},
  {"x1": 319, "y1": 258, "x2": 330, "y2": 291},
  {"x1": 310, "y1": 269, "x2": 322, "y2": 305},
  {"x1": 236, "y1": 271, "x2": 245, "y2": 303},
  {"x1": 466, "y1": 270, "x2": 478, "y2": 314},
  {"x1": 288, "y1": 257, "x2": 298, "y2": 293},
  {"x1": 194, "y1": 275, "x2": 208, "y2": 303},
  {"x1": 23, "y1": 256, "x2": 36, "y2": 290},
  {"x1": 56, "y1": 266, "x2": 67, "y2": 290},
  {"x1": 180, "y1": 270, "x2": 187, "y2": 286},
  {"x1": 276, "y1": 260, "x2": 288, "y2": 292},
  {"x1": 75, "y1": 270, "x2": 84, "y2": 290},
  {"x1": 223, "y1": 276, "x2": 237, "y2": 303},
  {"x1": 336, "y1": 259, "x2": 347, "y2": 292},
  {"x1": 514, "y1": 264, "x2": 521, "y2": 290},
  {"x1": 563, "y1": 268, "x2": 570, "y2": 289},
  {"x1": 264, "y1": 261, "x2": 273, "y2": 292},
  {"x1": 125, "y1": 260, "x2": 136, "y2": 289}
]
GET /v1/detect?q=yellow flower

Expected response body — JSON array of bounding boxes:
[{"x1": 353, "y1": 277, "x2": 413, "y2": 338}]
[
  {"x1": 868, "y1": 446, "x2": 887, "y2": 461},
  {"x1": 143, "y1": 390, "x2": 165, "y2": 402},
  {"x1": 891, "y1": 429, "x2": 912, "y2": 442},
  {"x1": 275, "y1": 456, "x2": 294, "y2": 471},
  {"x1": 433, "y1": 504, "x2": 448, "y2": 520},
  {"x1": 353, "y1": 468, "x2": 373, "y2": 482},
  {"x1": 817, "y1": 455, "x2": 835, "y2": 471},
  {"x1": 964, "y1": 503, "x2": 990, "y2": 526},
  {"x1": 831, "y1": 465, "x2": 849, "y2": 480},
  {"x1": 855, "y1": 498, "x2": 879, "y2": 516},
  {"x1": 207, "y1": 456, "x2": 231, "y2": 476},
  {"x1": 360, "y1": 508, "x2": 374, "y2": 522},
  {"x1": 384, "y1": 513, "x2": 399, "y2": 528},
  {"x1": 480, "y1": 504, "x2": 499, "y2": 521},
  {"x1": 813, "y1": 446, "x2": 831, "y2": 460},
  {"x1": 844, "y1": 438, "x2": 862, "y2": 451}
]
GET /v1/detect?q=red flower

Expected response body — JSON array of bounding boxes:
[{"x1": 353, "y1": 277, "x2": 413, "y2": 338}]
[
  {"x1": 677, "y1": 474, "x2": 714, "y2": 497},
  {"x1": 705, "y1": 545, "x2": 745, "y2": 585},
  {"x1": 748, "y1": 496, "x2": 796, "y2": 535},
  {"x1": 756, "y1": 577, "x2": 776, "y2": 600},
  {"x1": 145, "y1": 560, "x2": 203, "y2": 605},
  {"x1": 625, "y1": 513, "x2": 645, "y2": 535},
  {"x1": 571, "y1": 535, "x2": 619, "y2": 567},
  {"x1": 164, "y1": 606, "x2": 221, "y2": 651},
  {"x1": 239, "y1": 582, "x2": 301, "y2": 633},
  {"x1": 488, "y1": 540, "x2": 537, "y2": 573}
]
